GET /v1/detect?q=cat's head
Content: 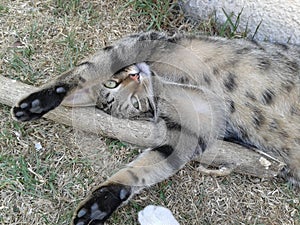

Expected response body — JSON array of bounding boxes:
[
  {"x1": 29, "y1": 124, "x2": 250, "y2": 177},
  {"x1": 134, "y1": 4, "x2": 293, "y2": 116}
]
[{"x1": 63, "y1": 62, "x2": 157, "y2": 120}]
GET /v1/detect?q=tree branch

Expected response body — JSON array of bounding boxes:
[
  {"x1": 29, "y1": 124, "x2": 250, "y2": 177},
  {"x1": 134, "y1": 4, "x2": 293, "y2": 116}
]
[{"x1": 0, "y1": 75, "x2": 285, "y2": 178}]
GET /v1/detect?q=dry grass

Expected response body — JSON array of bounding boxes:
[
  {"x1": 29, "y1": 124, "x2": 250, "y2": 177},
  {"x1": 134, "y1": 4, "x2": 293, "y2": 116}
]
[{"x1": 0, "y1": 1, "x2": 299, "y2": 225}]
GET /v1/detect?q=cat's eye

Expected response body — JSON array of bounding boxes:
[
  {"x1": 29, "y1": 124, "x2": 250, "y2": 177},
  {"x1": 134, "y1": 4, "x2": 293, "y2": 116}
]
[
  {"x1": 104, "y1": 80, "x2": 118, "y2": 89},
  {"x1": 131, "y1": 96, "x2": 139, "y2": 109}
]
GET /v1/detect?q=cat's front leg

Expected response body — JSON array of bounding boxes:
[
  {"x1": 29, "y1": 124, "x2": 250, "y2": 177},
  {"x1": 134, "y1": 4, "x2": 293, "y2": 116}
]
[
  {"x1": 12, "y1": 84, "x2": 72, "y2": 121},
  {"x1": 11, "y1": 62, "x2": 103, "y2": 121},
  {"x1": 71, "y1": 143, "x2": 197, "y2": 225}
]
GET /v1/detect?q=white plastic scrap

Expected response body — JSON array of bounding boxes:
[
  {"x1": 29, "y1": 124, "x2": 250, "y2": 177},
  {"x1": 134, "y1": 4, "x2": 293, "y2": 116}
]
[
  {"x1": 138, "y1": 205, "x2": 180, "y2": 225},
  {"x1": 34, "y1": 142, "x2": 43, "y2": 151},
  {"x1": 259, "y1": 157, "x2": 271, "y2": 169}
]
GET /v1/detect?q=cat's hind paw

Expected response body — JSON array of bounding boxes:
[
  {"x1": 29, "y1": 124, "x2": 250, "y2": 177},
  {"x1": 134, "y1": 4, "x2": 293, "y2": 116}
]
[{"x1": 72, "y1": 184, "x2": 131, "y2": 225}]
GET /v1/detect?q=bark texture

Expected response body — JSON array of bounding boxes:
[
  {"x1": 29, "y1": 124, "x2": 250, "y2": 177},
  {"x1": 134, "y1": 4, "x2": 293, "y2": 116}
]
[{"x1": 0, "y1": 75, "x2": 285, "y2": 178}]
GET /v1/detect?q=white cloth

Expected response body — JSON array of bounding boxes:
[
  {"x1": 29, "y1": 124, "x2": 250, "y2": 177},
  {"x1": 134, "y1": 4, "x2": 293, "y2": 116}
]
[{"x1": 138, "y1": 205, "x2": 180, "y2": 225}]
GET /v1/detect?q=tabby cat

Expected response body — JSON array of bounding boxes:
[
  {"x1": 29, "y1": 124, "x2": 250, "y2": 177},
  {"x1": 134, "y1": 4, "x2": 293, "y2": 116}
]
[{"x1": 12, "y1": 31, "x2": 300, "y2": 225}]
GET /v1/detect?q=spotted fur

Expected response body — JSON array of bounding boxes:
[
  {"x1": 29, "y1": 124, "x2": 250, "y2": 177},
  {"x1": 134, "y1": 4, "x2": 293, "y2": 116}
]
[{"x1": 12, "y1": 31, "x2": 300, "y2": 225}]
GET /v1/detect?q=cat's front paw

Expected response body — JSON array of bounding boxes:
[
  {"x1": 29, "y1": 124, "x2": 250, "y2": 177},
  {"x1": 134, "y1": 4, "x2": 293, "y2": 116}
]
[
  {"x1": 12, "y1": 85, "x2": 69, "y2": 121},
  {"x1": 72, "y1": 184, "x2": 131, "y2": 225}
]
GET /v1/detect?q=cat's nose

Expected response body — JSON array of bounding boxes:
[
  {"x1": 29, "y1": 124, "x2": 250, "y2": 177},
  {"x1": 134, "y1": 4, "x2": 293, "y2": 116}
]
[{"x1": 130, "y1": 73, "x2": 140, "y2": 83}]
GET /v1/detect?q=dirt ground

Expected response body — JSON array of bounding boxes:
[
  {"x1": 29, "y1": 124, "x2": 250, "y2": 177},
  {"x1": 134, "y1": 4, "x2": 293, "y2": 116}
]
[{"x1": 0, "y1": 1, "x2": 299, "y2": 225}]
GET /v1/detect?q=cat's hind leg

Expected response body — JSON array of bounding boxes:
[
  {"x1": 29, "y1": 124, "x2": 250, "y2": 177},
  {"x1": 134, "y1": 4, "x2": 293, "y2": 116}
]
[{"x1": 71, "y1": 143, "x2": 197, "y2": 225}]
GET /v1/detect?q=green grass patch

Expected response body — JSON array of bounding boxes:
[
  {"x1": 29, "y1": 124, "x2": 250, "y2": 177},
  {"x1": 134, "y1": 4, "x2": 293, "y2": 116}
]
[
  {"x1": 0, "y1": 104, "x2": 27, "y2": 143},
  {"x1": 0, "y1": 154, "x2": 40, "y2": 194},
  {"x1": 218, "y1": 8, "x2": 248, "y2": 38},
  {"x1": 29, "y1": 22, "x2": 46, "y2": 41},
  {"x1": 110, "y1": 201, "x2": 143, "y2": 224},
  {"x1": 123, "y1": 0, "x2": 180, "y2": 30},
  {"x1": 0, "y1": 4, "x2": 9, "y2": 15},
  {"x1": 214, "y1": 8, "x2": 261, "y2": 39},
  {"x1": 52, "y1": 0, "x2": 98, "y2": 22},
  {"x1": 6, "y1": 52, "x2": 41, "y2": 84},
  {"x1": 54, "y1": 31, "x2": 89, "y2": 73},
  {"x1": 106, "y1": 138, "x2": 128, "y2": 151},
  {"x1": 53, "y1": 0, "x2": 81, "y2": 16}
]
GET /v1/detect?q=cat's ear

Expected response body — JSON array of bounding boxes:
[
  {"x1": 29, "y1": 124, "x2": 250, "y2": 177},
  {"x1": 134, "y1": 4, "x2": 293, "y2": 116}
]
[{"x1": 62, "y1": 87, "x2": 96, "y2": 107}]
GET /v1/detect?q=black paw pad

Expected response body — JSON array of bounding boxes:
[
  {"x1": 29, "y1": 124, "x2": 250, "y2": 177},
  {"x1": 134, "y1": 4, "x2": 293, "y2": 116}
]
[
  {"x1": 73, "y1": 184, "x2": 131, "y2": 225},
  {"x1": 12, "y1": 85, "x2": 70, "y2": 121}
]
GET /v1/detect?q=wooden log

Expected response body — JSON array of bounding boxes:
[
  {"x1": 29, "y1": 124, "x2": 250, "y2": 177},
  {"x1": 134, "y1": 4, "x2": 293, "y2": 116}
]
[
  {"x1": 0, "y1": 75, "x2": 166, "y2": 146},
  {"x1": 0, "y1": 75, "x2": 285, "y2": 178}
]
